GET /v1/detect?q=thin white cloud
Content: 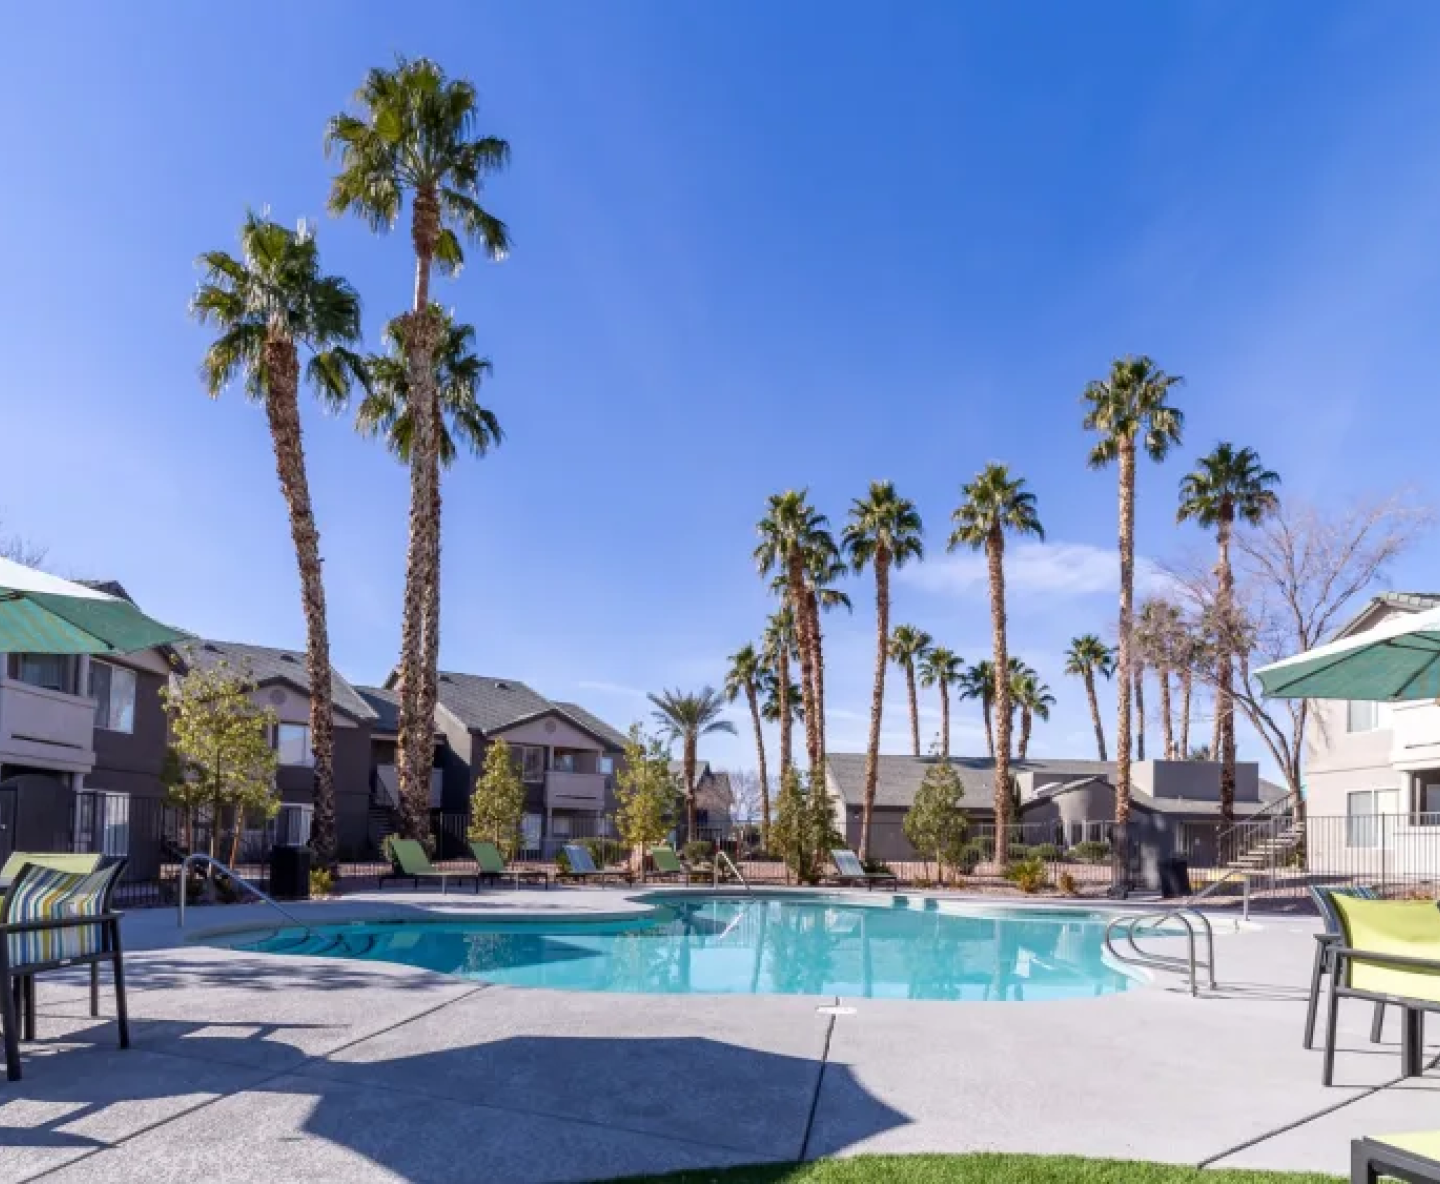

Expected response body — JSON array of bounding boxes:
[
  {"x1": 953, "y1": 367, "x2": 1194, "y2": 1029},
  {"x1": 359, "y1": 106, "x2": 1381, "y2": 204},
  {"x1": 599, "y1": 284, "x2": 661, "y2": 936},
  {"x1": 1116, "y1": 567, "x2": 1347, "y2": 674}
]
[
  {"x1": 575, "y1": 680, "x2": 649, "y2": 700},
  {"x1": 899, "y1": 541, "x2": 1173, "y2": 600}
]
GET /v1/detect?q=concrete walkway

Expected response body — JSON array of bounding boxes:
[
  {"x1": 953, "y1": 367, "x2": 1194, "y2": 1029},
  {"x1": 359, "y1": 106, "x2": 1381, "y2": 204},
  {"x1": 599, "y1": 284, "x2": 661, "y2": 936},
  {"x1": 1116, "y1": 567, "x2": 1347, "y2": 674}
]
[{"x1": 0, "y1": 890, "x2": 1434, "y2": 1182}]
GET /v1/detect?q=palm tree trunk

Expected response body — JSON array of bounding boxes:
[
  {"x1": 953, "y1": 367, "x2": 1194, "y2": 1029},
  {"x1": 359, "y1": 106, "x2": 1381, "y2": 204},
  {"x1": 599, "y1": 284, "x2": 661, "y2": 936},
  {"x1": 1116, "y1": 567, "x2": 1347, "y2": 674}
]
[
  {"x1": 415, "y1": 434, "x2": 443, "y2": 829},
  {"x1": 1133, "y1": 661, "x2": 1146, "y2": 761},
  {"x1": 777, "y1": 645, "x2": 793, "y2": 777},
  {"x1": 261, "y1": 337, "x2": 338, "y2": 868},
  {"x1": 1084, "y1": 672, "x2": 1107, "y2": 761},
  {"x1": 905, "y1": 661, "x2": 920, "y2": 757},
  {"x1": 1019, "y1": 706, "x2": 1032, "y2": 760},
  {"x1": 1179, "y1": 668, "x2": 1192, "y2": 757},
  {"x1": 807, "y1": 585, "x2": 828, "y2": 773},
  {"x1": 1217, "y1": 514, "x2": 1236, "y2": 822},
  {"x1": 1158, "y1": 669, "x2": 1175, "y2": 760},
  {"x1": 860, "y1": 549, "x2": 890, "y2": 860},
  {"x1": 981, "y1": 697, "x2": 994, "y2": 758},
  {"x1": 988, "y1": 530, "x2": 1013, "y2": 865},
  {"x1": 684, "y1": 735, "x2": 698, "y2": 840},
  {"x1": 747, "y1": 684, "x2": 771, "y2": 849},
  {"x1": 1114, "y1": 440, "x2": 1135, "y2": 839},
  {"x1": 787, "y1": 552, "x2": 821, "y2": 773},
  {"x1": 940, "y1": 683, "x2": 951, "y2": 759}
]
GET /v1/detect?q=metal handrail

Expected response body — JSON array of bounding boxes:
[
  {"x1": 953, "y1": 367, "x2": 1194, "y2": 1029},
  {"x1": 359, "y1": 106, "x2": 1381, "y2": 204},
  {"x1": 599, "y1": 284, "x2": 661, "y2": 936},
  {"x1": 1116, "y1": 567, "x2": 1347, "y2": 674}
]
[
  {"x1": 712, "y1": 851, "x2": 752, "y2": 893},
  {"x1": 1104, "y1": 907, "x2": 1216, "y2": 997},
  {"x1": 1218, "y1": 789, "x2": 1300, "y2": 847},
  {"x1": 177, "y1": 853, "x2": 305, "y2": 930}
]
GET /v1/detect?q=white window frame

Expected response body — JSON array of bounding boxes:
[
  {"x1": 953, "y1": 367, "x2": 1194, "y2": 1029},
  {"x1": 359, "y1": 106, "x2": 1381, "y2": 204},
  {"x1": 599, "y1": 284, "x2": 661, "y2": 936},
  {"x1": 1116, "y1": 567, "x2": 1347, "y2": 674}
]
[
  {"x1": 275, "y1": 723, "x2": 314, "y2": 768},
  {"x1": 1347, "y1": 700, "x2": 1380, "y2": 733},
  {"x1": 513, "y1": 745, "x2": 545, "y2": 784},
  {"x1": 89, "y1": 659, "x2": 137, "y2": 734},
  {"x1": 1346, "y1": 788, "x2": 1400, "y2": 848},
  {"x1": 598, "y1": 755, "x2": 615, "y2": 776}
]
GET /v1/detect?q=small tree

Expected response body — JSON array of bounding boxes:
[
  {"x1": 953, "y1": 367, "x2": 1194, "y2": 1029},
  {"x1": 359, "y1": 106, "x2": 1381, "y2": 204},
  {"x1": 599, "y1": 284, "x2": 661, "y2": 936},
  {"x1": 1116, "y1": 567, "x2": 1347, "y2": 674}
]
[
  {"x1": 903, "y1": 758, "x2": 968, "y2": 883},
  {"x1": 161, "y1": 662, "x2": 280, "y2": 865},
  {"x1": 160, "y1": 745, "x2": 204, "y2": 853},
  {"x1": 468, "y1": 739, "x2": 528, "y2": 857},
  {"x1": 771, "y1": 767, "x2": 841, "y2": 884},
  {"x1": 614, "y1": 726, "x2": 677, "y2": 869}
]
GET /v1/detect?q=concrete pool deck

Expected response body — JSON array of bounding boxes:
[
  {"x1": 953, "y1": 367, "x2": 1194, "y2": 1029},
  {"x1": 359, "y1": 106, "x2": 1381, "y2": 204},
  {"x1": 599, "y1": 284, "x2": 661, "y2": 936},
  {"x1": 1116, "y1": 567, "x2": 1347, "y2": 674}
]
[{"x1": 0, "y1": 889, "x2": 1435, "y2": 1182}]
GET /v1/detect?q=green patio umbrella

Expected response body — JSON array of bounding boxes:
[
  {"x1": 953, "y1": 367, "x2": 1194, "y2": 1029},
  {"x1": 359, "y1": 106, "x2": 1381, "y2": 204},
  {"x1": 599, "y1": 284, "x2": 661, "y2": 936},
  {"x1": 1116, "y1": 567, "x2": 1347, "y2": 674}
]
[
  {"x1": 0, "y1": 557, "x2": 190, "y2": 655},
  {"x1": 1254, "y1": 605, "x2": 1440, "y2": 701}
]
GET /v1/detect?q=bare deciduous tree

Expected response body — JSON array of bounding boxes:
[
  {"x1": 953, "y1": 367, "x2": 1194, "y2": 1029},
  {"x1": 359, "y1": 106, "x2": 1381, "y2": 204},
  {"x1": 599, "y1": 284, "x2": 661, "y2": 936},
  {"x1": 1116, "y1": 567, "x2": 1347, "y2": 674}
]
[
  {"x1": 1167, "y1": 492, "x2": 1433, "y2": 812},
  {"x1": 0, "y1": 515, "x2": 46, "y2": 568},
  {"x1": 727, "y1": 768, "x2": 765, "y2": 825}
]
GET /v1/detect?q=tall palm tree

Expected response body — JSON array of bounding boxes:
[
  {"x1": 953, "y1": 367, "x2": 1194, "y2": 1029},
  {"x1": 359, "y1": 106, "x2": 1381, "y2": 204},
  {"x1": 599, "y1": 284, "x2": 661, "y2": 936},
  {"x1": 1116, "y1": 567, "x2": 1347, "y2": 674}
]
[
  {"x1": 327, "y1": 57, "x2": 510, "y2": 839},
  {"x1": 949, "y1": 464, "x2": 1044, "y2": 864},
  {"x1": 1177, "y1": 443, "x2": 1280, "y2": 820},
  {"x1": 358, "y1": 309, "x2": 501, "y2": 747},
  {"x1": 762, "y1": 607, "x2": 800, "y2": 776},
  {"x1": 760, "y1": 670, "x2": 804, "y2": 732},
  {"x1": 843, "y1": 481, "x2": 924, "y2": 859},
  {"x1": 724, "y1": 644, "x2": 771, "y2": 847},
  {"x1": 648, "y1": 687, "x2": 737, "y2": 837},
  {"x1": 888, "y1": 625, "x2": 933, "y2": 757},
  {"x1": 191, "y1": 213, "x2": 367, "y2": 869},
  {"x1": 958, "y1": 660, "x2": 997, "y2": 758},
  {"x1": 756, "y1": 492, "x2": 833, "y2": 771},
  {"x1": 1081, "y1": 356, "x2": 1183, "y2": 852},
  {"x1": 1012, "y1": 667, "x2": 1055, "y2": 761},
  {"x1": 1064, "y1": 634, "x2": 1115, "y2": 761},
  {"x1": 796, "y1": 538, "x2": 850, "y2": 774},
  {"x1": 918, "y1": 647, "x2": 963, "y2": 758},
  {"x1": 1134, "y1": 598, "x2": 1185, "y2": 760},
  {"x1": 1132, "y1": 654, "x2": 1147, "y2": 760}
]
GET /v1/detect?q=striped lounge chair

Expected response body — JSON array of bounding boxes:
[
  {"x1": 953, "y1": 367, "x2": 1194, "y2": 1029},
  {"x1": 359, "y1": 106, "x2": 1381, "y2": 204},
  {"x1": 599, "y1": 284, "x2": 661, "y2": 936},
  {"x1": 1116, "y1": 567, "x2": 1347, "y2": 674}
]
[{"x1": 0, "y1": 859, "x2": 130, "y2": 1082}]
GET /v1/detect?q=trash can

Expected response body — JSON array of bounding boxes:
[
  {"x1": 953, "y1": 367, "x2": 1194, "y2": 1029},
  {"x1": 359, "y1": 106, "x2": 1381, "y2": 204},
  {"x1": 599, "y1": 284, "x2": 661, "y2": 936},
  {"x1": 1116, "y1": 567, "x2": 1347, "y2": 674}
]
[
  {"x1": 1159, "y1": 856, "x2": 1192, "y2": 899},
  {"x1": 270, "y1": 845, "x2": 312, "y2": 900}
]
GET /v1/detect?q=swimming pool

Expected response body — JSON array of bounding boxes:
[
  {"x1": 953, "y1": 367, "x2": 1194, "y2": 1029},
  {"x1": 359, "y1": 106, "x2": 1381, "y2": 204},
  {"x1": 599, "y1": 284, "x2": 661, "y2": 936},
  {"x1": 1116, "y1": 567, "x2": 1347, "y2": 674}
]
[{"x1": 218, "y1": 894, "x2": 1141, "y2": 1002}]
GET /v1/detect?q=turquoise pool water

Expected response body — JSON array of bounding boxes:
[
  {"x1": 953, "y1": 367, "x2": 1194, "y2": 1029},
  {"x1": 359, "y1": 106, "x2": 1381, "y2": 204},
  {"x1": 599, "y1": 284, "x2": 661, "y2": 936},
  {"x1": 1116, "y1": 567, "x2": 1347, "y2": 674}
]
[{"x1": 220, "y1": 895, "x2": 1138, "y2": 1002}]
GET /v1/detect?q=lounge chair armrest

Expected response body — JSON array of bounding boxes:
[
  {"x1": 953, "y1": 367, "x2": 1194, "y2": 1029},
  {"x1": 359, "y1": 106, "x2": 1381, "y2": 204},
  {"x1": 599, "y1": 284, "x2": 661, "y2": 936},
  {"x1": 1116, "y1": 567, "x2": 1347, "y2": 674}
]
[
  {"x1": 1331, "y1": 945, "x2": 1440, "y2": 974},
  {"x1": 0, "y1": 912, "x2": 122, "y2": 936}
]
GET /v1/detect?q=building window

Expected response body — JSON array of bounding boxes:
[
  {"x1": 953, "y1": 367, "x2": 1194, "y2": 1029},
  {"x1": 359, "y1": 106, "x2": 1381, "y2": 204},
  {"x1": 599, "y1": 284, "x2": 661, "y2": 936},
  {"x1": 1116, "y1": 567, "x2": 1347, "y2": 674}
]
[
  {"x1": 598, "y1": 755, "x2": 615, "y2": 776},
  {"x1": 75, "y1": 790, "x2": 130, "y2": 857},
  {"x1": 1347, "y1": 700, "x2": 1380, "y2": 733},
  {"x1": 12, "y1": 653, "x2": 71, "y2": 693},
  {"x1": 552, "y1": 814, "x2": 571, "y2": 838},
  {"x1": 512, "y1": 745, "x2": 544, "y2": 783},
  {"x1": 1347, "y1": 788, "x2": 1400, "y2": 847},
  {"x1": 276, "y1": 723, "x2": 313, "y2": 767},
  {"x1": 89, "y1": 660, "x2": 137, "y2": 733},
  {"x1": 553, "y1": 752, "x2": 577, "y2": 773},
  {"x1": 1416, "y1": 775, "x2": 1440, "y2": 824}
]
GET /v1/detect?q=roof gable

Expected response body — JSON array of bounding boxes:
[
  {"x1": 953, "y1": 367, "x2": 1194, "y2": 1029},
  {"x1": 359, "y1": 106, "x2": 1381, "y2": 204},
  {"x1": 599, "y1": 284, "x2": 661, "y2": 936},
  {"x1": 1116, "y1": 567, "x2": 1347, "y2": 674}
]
[{"x1": 180, "y1": 639, "x2": 377, "y2": 723}]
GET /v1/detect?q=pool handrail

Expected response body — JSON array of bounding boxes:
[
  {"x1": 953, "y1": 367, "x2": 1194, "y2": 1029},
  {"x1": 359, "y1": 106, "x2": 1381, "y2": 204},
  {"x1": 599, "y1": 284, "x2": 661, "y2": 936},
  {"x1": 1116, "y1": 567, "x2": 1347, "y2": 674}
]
[
  {"x1": 177, "y1": 853, "x2": 306, "y2": 930},
  {"x1": 712, "y1": 850, "x2": 752, "y2": 893},
  {"x1": 1103, "y1": 907, "x2": 1216, "y2": 997}
]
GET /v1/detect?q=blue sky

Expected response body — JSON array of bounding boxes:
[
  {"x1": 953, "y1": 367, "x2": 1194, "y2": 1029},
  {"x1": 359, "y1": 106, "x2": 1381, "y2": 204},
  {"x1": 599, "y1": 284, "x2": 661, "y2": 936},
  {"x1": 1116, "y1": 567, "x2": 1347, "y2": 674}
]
[{"x1": 4, "y1": 3, "x2": 1440, "y2": 778}]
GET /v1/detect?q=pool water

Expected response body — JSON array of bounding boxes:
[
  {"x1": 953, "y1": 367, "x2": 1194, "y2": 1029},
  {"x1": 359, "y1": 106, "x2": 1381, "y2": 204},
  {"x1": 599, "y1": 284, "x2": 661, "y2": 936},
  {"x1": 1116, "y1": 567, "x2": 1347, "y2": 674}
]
[{"x1": 221, "y1": 895, "x2": 1139, "y2": 1002}]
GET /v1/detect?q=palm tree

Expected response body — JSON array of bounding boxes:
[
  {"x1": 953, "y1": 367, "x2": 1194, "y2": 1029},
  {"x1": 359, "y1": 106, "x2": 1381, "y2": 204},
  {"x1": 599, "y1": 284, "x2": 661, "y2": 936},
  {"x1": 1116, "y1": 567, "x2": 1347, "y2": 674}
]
[
  {"x1": 1134, "y1": 598, "x2": 1185, "y2": 760},
  {"x1": 358, "y1": 309, "x2": 501, "y2": 750},
  {"x1": 756, "y1": 492, "x2": 833, "y2": 771},
  {"x1": 648, "y1": 687, "x2": 737, "y2": 837},
  {"x1": 957, "y1": 660, "x2": 998, "y2": 758},
  {"x1": 327, "y1": 57, "x2": 510, "y2": 839},
  {"x1": 760, "y1": 670, "x2": 804, "y2": 732},
  {"x1": 1064, "y1": 635, "x2": 1115, "y2": 761},
  {"x1": 918, "y1": 647, "x2": 963, "y2": 758},
  {"x1": 1012, "y1": 667, "x2": 1055, "y2": 761},
  {"x1": 888, "y1": 625, "x2": 933, "y2": 757},
  {"x1": 762, "y1": 607, "x2": 801, "y2": 776},
  {"x1": 1177, "y1": 443, "x2": 1281, "y2": 820},
  {"x1": 1081, "y1": 356, "x2": 1183, "y2": 851},
  {"x1": 949, "y1": 464, "x2": 1044, "y2": 864},
  {"x1": 1132, "y1": 654, "x2": 1147, "y2": 760},
  {"x1": 191, "y1": 212, "x2": 367, "y2": 869},
  {"x1": 843, "y1": 482, "x2": 924, "y2": 859},
  {"x1": 724, "y1": 644, "x2": 771, "y2": 847}
]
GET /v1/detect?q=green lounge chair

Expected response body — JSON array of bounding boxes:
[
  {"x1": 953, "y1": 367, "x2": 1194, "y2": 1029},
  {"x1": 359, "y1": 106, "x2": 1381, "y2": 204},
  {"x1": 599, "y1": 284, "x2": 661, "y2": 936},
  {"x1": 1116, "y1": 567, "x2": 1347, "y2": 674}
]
[
  {"x1": 649, "y1": 846, "x2": 701, "y2": 884},
  {"x1": 1304, "y1": 884, "x2": 1387, "y2": 1050},
  {"x1": 380, "y1": 839, "x2": 480, "y2": 895},
  {"x1": 469, "y1": 841, "x2": 551, "y2": 890},
  {"x1": 1352, "y1": 1130, "x2": 1440, "y2": 1183},
  {"x1": 560, "y1": 844, "x2": 629, "y2": 884},
  {"x1": 1324, "y1": 895, "x2": 1440, "y2": 1085},
  {"x1": 830, "y1": 849, "x2": 898, "y2": 891}
]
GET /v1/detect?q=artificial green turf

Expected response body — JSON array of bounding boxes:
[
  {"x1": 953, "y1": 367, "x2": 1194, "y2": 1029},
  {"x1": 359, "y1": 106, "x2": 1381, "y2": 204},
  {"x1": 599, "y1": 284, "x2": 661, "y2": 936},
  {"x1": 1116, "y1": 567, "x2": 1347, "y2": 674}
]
[{"x1": 614, "y1": 1153, "x2": 1344, "y2": 1183}]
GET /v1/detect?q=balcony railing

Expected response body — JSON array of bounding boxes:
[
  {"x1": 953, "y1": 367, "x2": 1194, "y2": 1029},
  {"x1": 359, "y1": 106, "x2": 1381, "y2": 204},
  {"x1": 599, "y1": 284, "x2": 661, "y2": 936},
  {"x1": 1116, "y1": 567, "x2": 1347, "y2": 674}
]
[
  {"x1": 544, "y1": 770, "x2": 607, "y2": 810},
  {"x1": 0, "y1": 677, "x2": 97, "y2": 773}
]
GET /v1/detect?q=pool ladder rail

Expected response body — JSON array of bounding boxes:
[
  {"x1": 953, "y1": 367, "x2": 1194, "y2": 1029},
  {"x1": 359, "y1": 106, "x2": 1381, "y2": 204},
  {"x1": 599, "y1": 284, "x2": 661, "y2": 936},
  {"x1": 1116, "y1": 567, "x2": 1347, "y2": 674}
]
[
  {"x1": 176, "y1": 853, "x2": 307, "y2": 931},
  {"x1": 1103, "y1": 908, "x2": 1216, "y2": 998},
  {"x1": 712, "y1": 851, "x2": 752, "y2": 893}
]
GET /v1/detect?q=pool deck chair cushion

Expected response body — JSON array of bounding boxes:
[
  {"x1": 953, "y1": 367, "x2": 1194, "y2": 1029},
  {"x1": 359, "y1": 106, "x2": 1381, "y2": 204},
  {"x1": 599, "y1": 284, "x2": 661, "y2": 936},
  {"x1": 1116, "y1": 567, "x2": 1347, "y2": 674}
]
[
  {"x1": 0, "y1": 859, "x2": 130, "y2": 1082},
  {"x1": 0, "y1": 852, "x2": 104, "y2": 891},
  {"x1": 380, "y1": 839, "x2": 480, "y2": 895},
  {"x1": 1352, "y1": 1131, "x2": 1440, "y2": 1183},
  {"x1": 560, "y1": 845, "x2": 629, "y2": 884},
  {"x1": 1324, "y1": 896, "x2": 1440, "y2": 1085},
  {"x1": 1304, "y1": 884, "x2": 1386, "y2": 1051},
  {"x1": 830, "y1": 849, "x2": 899, "y2": 891},
  {"x1": 469, "y1": 841, "x2": 550, "y2": 890},
  {"x1": 649, "y1": 846, "x2": 700, "y2": 884}
]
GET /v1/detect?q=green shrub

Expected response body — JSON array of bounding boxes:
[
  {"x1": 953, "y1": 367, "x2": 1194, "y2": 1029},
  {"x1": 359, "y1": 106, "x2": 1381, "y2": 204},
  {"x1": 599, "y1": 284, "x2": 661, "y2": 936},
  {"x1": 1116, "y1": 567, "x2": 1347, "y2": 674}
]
[
  {"x1": 1069, "y1": 841, "x2": 1111, "y2": 864},
  {"x1": 1003, "y1": 856, "x2": 1048, "y2": 894},
  {"x1": 683, "y1": 840, "x2": 713, "y2": 866},
  {"x1": 581, "y1": 837, "x2": 627, "y2": 868},
  {"x1": 555, "y1": 849, "x2": 572, "y2": 874},
  {"x1": 309, "y1": 867, "x2": 335, "y2": 897},
  {"x1": 1029, "y1": 843, "x2": 1062, "y2": 861},
  {"x1": 1057, "y1": 871, "x2": 1079, "y2": 896},
  {"x1": 951, "y1": 842, "x2": 986, "y2": 875},
  {"x1": 1007, "y1": 843, "x2": 1030, "y2": 861},
  {"x1": 862, "y1": 857, "x2": 893, "y2": 875}
]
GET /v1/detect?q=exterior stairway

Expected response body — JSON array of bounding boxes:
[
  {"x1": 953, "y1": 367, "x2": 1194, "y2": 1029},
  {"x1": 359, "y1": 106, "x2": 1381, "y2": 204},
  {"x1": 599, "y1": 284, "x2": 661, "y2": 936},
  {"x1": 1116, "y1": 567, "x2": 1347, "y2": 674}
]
[{"x1": 1225, "y1": 816, "x2": 1306, "y2": 873}]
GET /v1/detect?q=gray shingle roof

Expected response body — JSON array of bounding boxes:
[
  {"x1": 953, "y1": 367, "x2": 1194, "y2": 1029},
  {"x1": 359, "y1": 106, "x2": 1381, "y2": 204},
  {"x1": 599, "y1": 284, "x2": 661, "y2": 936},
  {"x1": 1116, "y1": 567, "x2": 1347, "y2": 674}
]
[
  {"x1": 1334, "y1": 592, "x2": 1440, "y2": 640},
  {"x1": 354, "y1": 685, "x2": 401, "y2": 734},
  {"x1": 553, "y1": 701, "x2": 630, "y2": 751},
  {"x1": 180, "y1": 640, "x2": 377, "y2": 723}
]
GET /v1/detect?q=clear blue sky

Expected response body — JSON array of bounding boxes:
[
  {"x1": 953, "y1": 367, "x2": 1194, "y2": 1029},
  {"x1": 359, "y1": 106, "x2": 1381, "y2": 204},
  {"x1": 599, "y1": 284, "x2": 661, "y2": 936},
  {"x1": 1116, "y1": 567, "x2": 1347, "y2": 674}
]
[{"x1": 4, "y1": 3, "x2": 1439, "y2": 776}]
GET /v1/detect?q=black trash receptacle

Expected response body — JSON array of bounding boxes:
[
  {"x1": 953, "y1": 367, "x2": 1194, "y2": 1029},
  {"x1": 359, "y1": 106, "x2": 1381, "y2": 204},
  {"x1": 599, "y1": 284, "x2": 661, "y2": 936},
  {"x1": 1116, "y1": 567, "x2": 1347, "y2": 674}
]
[
  {"x1": 270, "y1": 846, "x2": 312, "y2": 900},
  {"x1": 1159, "y1": 856, "x2": 1192, "y2": 899}
]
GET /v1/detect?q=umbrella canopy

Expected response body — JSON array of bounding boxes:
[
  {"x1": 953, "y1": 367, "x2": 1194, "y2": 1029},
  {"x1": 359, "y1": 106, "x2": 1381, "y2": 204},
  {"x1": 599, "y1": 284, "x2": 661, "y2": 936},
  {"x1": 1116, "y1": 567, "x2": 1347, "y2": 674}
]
[
  {"x1": 0, "y1": 557, "x2": 190, "y2": 656},
  {"x1": 1254, "y1": 605, "x2": 1440, "y2": 701}
]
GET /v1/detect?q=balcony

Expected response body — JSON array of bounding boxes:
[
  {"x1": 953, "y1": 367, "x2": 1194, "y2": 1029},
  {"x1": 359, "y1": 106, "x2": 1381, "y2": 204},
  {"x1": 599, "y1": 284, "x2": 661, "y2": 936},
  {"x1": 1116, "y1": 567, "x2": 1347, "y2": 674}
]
[
  {"x1": 374, "y1": 765, "x2": 444, "y2": 809},
  {"x1": 544, "y1": 770, "x2": 607, "y2": 811},
  {"x1": 0, "y1": 677, "x2": 97, "y2": 775}
]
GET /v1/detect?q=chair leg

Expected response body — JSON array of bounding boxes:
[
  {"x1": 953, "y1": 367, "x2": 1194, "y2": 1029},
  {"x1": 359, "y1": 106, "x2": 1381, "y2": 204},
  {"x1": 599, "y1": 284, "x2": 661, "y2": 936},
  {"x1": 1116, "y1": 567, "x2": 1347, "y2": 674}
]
[
  {"x1": 22, "y1": 976, "x2": 35, "y2": 1042},
  {"x1": 1352, "y1": 1140, "x2": 1380, "y2": 1184},
  {"x1": 1, "y1": 974, "x2": 20, "y2": 1081},
  {"x1": 90, "y1": 961, "x2": 100, "y2": 1018},
  {"x1": 1323, "y1": 963, "x2": 1342, "y2": 1086},
  {"x1": 1304, "y1": 942, "x2": 1326, "y2": 1050},
  {"x1": 1401, "y1": 1008, "x2": 1423, "y2": 1078},
  {"x1": 111, "y1": 924, "x2": 130, "y2": 1051},
  {"x1": 1370, "y1": 1001, "x2": 1385, "y2": 1044}
]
